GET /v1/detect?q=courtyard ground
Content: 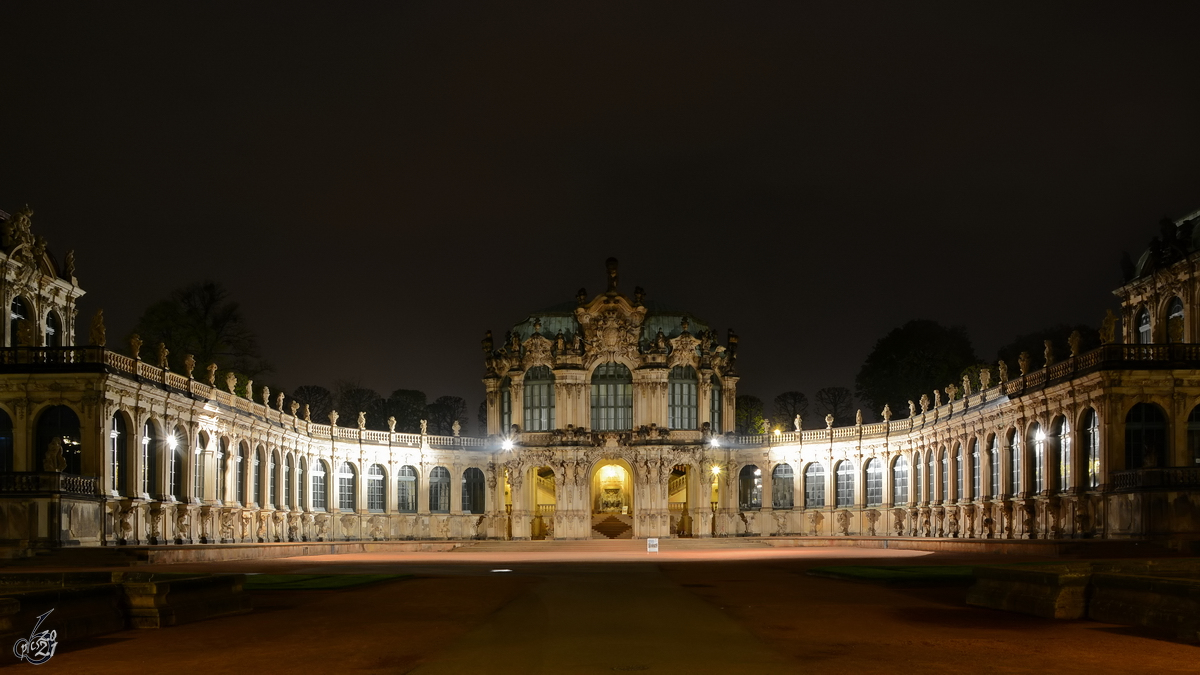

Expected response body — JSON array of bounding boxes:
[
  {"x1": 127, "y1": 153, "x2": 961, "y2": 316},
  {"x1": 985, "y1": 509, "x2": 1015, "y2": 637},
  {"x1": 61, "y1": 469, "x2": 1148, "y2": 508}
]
[{"x1": 3, "y1": 542, "x2": 1197, "y2": 674}]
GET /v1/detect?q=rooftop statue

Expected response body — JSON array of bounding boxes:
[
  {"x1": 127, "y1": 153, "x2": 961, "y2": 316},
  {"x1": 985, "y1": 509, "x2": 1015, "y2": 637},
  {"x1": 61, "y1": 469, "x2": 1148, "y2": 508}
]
[
  {"x1": 1018, "y1": 351, "x2": 1031, "y2": 376},
  {"x1": 157, "y1": 343, "x2": 169, "y2": 370},
  {"x1": 1100, "y1": 309, "x2": 1117, "y2": 345},
  {"x1": 89, "y1": 309, "x2": 106, "y2": 347},
  {"x1": 128, "y1": 333, "x2": 143, "y2": 360},
  {"x1": 1068, "y1": 330, "x2": 1082, "y2": 358},
  {"x1": 997, "y1": 360, "x2": 1009, "y2": 383},
  {"x1": 206, "y1": 362, "x2": 218, "y2": 386},
  {"x1": 184, "y1": 354, "x2": 195, "y2": 379},
  {"x1": 1044, "y1": 340, "x2": 1055, "y2": 368},
  {"x1": 606, "y1": 257, "x2": 619, "y2": 294}
]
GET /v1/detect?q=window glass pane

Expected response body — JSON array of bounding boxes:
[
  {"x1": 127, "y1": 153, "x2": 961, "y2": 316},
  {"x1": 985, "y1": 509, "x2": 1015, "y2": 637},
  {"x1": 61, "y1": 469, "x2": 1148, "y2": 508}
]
[
  {"x1": 836, "y1": 461, "x2": 855, "y2": 507},
  {"x1": 771, "y1": 463, "x2": 794, "y2": 509},
  {"x1": 892, "y1": 456, "x2": 908, "y2": 504},
  {"x1": 591, "y1": 362, "x2": 633, "y2": 430},
  {"x1": 804, "y1": 463, "x2": 825, "y2": 508}
]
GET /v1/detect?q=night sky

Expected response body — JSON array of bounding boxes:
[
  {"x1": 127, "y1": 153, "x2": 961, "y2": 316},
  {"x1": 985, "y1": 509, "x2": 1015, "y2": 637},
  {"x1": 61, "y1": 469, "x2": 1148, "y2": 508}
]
[{"x1": 3, "y1": 3, "x2": 1200, "y2": 430}]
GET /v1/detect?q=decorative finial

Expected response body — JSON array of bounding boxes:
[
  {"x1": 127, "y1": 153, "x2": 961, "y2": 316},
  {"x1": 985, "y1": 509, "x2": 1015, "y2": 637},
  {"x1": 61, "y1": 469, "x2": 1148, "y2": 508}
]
[
  {"x1": 605, "y1": 257, "x2": 619, "y2": 294},
  {"x1": 329, "y1": 410, "x2": 339, "y2": 427}
]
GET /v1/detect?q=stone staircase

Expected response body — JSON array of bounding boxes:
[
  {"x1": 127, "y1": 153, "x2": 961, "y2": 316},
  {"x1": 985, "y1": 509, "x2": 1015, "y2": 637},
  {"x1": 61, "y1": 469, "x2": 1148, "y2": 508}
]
[{"x1": 591, "y1": 514, "x2": 633, "y2": 539}]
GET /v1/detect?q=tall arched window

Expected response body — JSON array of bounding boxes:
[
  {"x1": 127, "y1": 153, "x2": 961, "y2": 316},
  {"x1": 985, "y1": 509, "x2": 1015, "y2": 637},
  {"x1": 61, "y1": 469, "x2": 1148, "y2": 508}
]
[
  {"x1": 311, "y1": 460, "x2": 328, "y2": 511},
  {"x1": 9, "y1": 296, "x2": 30, "y2": 347},
  {"x1": 236, "y1": 445, "x2": 247, "y2": 505},
  {"x1": 337, "y1": 462, "x2": 357, "y2": 511},
  {"x1": 298, "y1": 457, "x2": 307, "y2": 510},
  {"x1": 35, "y1": 405, "x2": 81, "y2": 475},
  {"x1": 668, "y1": 365, "x2": 698, "y2": 430},
  {"x1": 169, "y1": 428, "x2": 184, "y2": 499},
  {"x1": 462, "y1": 467, "x2": 486, "y2": 514},
  {"x1": 1082, "y1": 409, "x2": 1100, "y2": 489},
  {"x1": 252, "y1": 448, "x2": 262, "y2": 506},
  {"x1": 1055, "y1": 417, "x2": 1072, "y2": 492},
  {"x1": 1008, "y1": 430, "x2": 1021, "y2": 496},
  {"x1": 971, "y1": 439, "x2": 981, "y2": 499},
  {"x1": 739, "y1": 465, "x2": 762, "y2": 510},
  {"x1": 217, "y1": 438, "x2": 228, "y2": 503},
  {"x1": 865, "y1": 459, "x2": 883, "y2": 507},
  {"x1": 710, "y1": 376, "x2": 723, "y2": 433},
  {"x1": 268, "y1": 450, "x2": 277, "y2": 508},
  {"x1": 398, "y1": 465, "x2": 418, "y2": 513},
  {"x1": 913, "y1": 454, "x2": 923, "y2": 503},
  {"x1": 367, "y1": 464, "x2": 386, "y2": 512},
  {"x1": 928, "y1": 451, "x2": 937, "y2": 504},
  {"x1": 1029, "y1": 423, "x2": 1045, "y2": 494},
  {"x1": 772, "y1": 463, "x2": 794, "y2": 509},
  {"x1": 591, "y1": 362, "x2": 633, "y2": 430},
  {"x1": 804, "y1": 462, "x2": 825, "y2": 508},
  {"x1": 142, "y1": 421, "x2": 158, "y2": 497},
  {"x1": 954, "y1": 444, "x2": 963, "y2": 501},
  {"x1": 523, "y1": 366, "x2": 555, "y2": 431},
  {"x1": 1137, "y1": 309, "x2": 1152, "y2": 344},
  {"x1": 939, "y1": 449, "x2": 949, "y2": 504},
  {"x1": 500, "y1": 377, "x2": 512, "y2": 431},
  {"x1": 836, "y1": 461, "x2": 855, "y2": 507},
  {"x1": 989, "y1": 435, "x2": 1000, "y2": 499},
  {"x1": 45, "y1": 310, "x2": 61, "y2": 348},
  {"x1": 110, "y1": 413, "x2": 127, "y2": 495},
  {"x1": 1125, "y1": 403, "x2": 1167, "y2": 469},
  {"x1": 430, "y1": 466, "x2": 450, "y2": 513},
  {"x1": 193, "y1": 432, "x2": 206, "y2": 502},
  {"x1": 1167, "y1": 297, "x2": 1185, "y2": 343},
  {"x1": 1188, "y1": 406, "x2": 1200, "y2": 467},
  {"x1": 284, "y1": 454, "x2": 292, "y2": 508},
  {"x1": 0, "y1": 409, "x2": 12, "y2": 473},
  {"x1": 892, "y1": 455, "x2": 909, "y2": 505}
]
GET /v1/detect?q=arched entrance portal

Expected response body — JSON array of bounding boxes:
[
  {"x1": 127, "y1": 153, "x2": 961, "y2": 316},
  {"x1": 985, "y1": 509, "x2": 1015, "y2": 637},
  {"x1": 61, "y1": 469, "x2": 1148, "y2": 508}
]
[
  {"x1": 531, "y1": 466, "x2": 556, "y2": 540},
  {"x1": 590, "y1": 459, "x2": 635, "y2": 539},
  {"x1": 669, "y1": 464, "x2": 692, "y2": 537}
]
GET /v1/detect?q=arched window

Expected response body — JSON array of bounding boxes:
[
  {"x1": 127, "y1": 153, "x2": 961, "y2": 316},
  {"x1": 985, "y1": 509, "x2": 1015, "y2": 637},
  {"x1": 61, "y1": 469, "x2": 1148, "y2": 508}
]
[
  {"x1": 804, "y1": 462, "x2": 825, "y2": 508},
  {"x1": 739, "y1": 465, "x2": 762, "y2": 510},
  {"x1": 193, "y1": 432, "x2": 206, "y2": 502},
  {"x1": 1081, "y1": 409, "x2": 1100, "y2": 489},
  {"x1": 217, "y1": 438, "x2": 228, "y2": 503},
  {"x1": 337, "y1": 462, "x2": 357, "y2": 511},
  {"x1": 928, "y1": 451, "x2": 937, "y2": 503},
  {"x1": 1137, "y1": 309, "x2": 1152, "y2": 344},
  {"x1": 430, "y1": 466, "x2": 450, "y2": 513},
  {"x1": 1125, "y1": 403, "x2": 1167, "y2": 469},
  {"x1": 236, "y1": 444, "x2": 247, "y2": 505},
  {"x1": 836, "y1": 461, "x2": 855, "y2": 507},
  {"x1": 45, "y1": 311, "x2": 61, "y2": 348},
  {"x1": 892, "y1": 455, "x2": 909, "y2": 505},
  {"x1": 462, "y1": 467, "x2": 486, "y2": 514},
  {"x1": 523, "y1": 366, "x2": 555, "y2": 431},
  {"x1": 367, "y1": 464, "x2": 386, "y2": 512},
  {"x1": 940, "y1": 449, "x2": 949, "y2": 504},
  {"x1": 252, "y1": 448, "x2": 262, "y2": 506},
  {"x1": 397, "y1": 465, "x2": 418, "y2": 513},
  {"x1": 268, "y1": 450, "x2": 277, "y2": 508},
  {"x1": 1008, "y1": 430, "x2": 1022, "y2": 496},
  {"x1": 772, "y1": 463, "x2": 794, "y2": 509},
  {"x1": 591, "y1": 362, "x2": 633, "y2": 430},
  {"x1": 1167, "y1": 297, "x2": 1185, "y2": 343},
  {"x1": 710, "y1": 376, "x2": 723, "y2": 433},
  {"x1": 284, "y1": 454, "x2": 292, "y2": 508},
  {"x1": 298, "y1": 457, "x2": 307, "y2": 510},
  {"x1": 913, "y1": 454, "x2": 923, "y2": 503},
  {"x1": 971, "y1": 438, "x2": 981, "y2": 499},
  {"x1": 989, "y1": 435, "x2": 1000, "y2": 499},
  {"x1": 110, "y1": 413, "x2": 127, "y2": 495},
  {"x1": 500, "y1": 377, "x2": 512, "y2": 431},
  {"x1": 169, "y1": 428, "x2": 184, "y2": 499},
  {"x1": 35, "y1": 405, "x2": 81, "y2": 475},
  {"x1": 954, "y1": 444, "x2": 963, "y2": 501},
  {"x1": 0, "y1": 409, "x2": 12, "y2": 473},
  {"x1": 9, "y1": 296, "x2": 30, "y2": 347},
  {"x1": 668, "y1": 365, "x2": 698, "y2": 430},
  {"x1": 1030, "y1": 423, "x2": 1045, "y2": 493},
  {"x1": 311, "y1": 460, "x2": 328, "y2": 511},
  {"x1": 142, "y1": 421, "x2": 158, "y2": 497},
  {"x1": 1054, "y1": 417, "x2": 1072, "y2": 492},
  {"x1": 865, "y1": 459, "x2": 883, "y2": 507},
  {"x1": 1188, "y1": 406, "x2": 1200, "y2": 467}
]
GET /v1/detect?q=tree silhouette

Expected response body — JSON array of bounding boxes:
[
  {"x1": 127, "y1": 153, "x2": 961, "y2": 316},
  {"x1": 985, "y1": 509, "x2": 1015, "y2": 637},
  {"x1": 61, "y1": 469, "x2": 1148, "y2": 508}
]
[
  {"x1": 772, "y1": 391, "x2": 809, "y2": 430},
  {"x1": 815, "y1": 386, "x2": 856, "y2": 426},
  {"x1": 854, "y1": 319, "x2": 978, "y2": 419}
]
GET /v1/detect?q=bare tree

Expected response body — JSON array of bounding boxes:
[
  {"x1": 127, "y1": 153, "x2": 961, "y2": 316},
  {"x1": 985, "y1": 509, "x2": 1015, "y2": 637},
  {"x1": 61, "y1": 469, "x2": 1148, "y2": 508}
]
[
  {"x1": 772, "y1": 391, "x2": 809, "y2": 430},
  {"x1": 815, "y1": 386, "x2": 855, "y2": 426}
]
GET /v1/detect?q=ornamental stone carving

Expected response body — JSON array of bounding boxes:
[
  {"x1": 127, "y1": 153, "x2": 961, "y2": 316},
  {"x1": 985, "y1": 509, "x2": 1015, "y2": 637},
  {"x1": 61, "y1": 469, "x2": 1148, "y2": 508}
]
[{"x1": 90, "y1": 309, "x2": 106, "y2": 347}]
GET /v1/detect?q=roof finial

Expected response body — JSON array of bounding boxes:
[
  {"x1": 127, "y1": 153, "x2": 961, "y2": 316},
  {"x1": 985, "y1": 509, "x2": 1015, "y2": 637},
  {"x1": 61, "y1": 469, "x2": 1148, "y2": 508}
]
[{"x1": 605, "y1": 257, "x2": 619, "y2": 295}]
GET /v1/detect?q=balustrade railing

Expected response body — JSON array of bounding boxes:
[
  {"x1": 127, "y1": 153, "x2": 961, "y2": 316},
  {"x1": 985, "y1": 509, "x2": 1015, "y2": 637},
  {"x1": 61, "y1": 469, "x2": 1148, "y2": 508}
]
[
  {"x1": 0, "y1": 472, "x2": 98, "y2": 496},
  {"x1": 1112, "y1": 467, "x2": 1200, "y2": 491}
]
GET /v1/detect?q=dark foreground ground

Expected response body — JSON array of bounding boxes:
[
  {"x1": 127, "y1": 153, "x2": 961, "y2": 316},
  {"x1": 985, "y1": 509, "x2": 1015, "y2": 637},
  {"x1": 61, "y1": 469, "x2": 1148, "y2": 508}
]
[{"x1": 3, "y1": 542, "x2": 1197, "y2": 674}]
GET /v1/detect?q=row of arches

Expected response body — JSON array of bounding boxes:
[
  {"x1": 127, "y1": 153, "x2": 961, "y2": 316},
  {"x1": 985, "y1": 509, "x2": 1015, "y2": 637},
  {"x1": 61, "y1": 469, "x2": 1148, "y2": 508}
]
[
  {"x1": 499, "y1": 363, "x2": 724, "y2": 432},
  {"x1": 1134, "y1": 296, "x2": 1186, "y2": 344},
  {"x1": 7, "y1": 296, "x2": 65, "y2": 348}
]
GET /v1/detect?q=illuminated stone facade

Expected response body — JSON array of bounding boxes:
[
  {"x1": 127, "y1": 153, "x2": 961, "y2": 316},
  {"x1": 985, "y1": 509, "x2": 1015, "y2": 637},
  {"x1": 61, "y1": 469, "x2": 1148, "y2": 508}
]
[{"x1": 1, "y1": 208, "x2": 1199, "y2": 556}]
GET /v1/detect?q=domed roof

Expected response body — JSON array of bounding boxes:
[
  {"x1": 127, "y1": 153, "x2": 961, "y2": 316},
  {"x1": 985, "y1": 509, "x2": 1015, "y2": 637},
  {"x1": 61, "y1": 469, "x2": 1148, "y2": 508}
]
[
  {"x1": 508, "y1": 296, "x2": 711, "y2": 345},
  {"x1": 1130, "y1": 208, "x2": 1200, "y2": 280}
]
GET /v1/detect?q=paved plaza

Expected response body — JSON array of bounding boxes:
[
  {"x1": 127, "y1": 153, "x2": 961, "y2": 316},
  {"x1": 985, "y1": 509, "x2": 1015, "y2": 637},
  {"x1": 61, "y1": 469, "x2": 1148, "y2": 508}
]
[{"x1": 5, "y1": 542, "x2": 1197, "y2": 674}]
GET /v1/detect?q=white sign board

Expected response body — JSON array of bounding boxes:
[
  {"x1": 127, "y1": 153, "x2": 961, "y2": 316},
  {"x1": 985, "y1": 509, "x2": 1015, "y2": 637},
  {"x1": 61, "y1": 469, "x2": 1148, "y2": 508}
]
[{"x1": 647, "y1": 538, "x2": 659, "y2": 553}]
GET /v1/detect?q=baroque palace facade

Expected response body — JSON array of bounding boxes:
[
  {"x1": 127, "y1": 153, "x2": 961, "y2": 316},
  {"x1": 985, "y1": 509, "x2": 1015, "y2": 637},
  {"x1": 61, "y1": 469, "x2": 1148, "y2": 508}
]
[{"x1": 1, "y1": 206, "x2": 1200, "y2": 556}]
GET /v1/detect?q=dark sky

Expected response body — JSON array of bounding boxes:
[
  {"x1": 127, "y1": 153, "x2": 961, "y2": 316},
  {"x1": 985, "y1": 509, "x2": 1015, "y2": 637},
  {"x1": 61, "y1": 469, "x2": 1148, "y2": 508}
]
[{"x1": 3, "y1": 3, "x2": 1200, "y2": 428}]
